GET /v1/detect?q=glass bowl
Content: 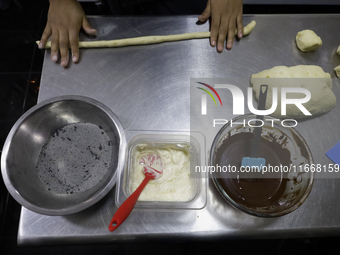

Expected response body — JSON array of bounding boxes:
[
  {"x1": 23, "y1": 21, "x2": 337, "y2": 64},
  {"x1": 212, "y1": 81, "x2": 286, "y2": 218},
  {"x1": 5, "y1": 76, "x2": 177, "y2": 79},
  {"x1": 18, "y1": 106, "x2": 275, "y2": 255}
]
[{"x1": 210, "y1": 114, "x2": 314, "y2": 217}]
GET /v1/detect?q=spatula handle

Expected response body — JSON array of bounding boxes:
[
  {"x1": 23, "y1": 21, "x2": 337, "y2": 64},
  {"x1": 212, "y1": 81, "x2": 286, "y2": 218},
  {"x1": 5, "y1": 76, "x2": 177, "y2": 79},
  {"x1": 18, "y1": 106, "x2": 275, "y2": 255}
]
[
  {"x1": 251, "y1": 85, "x2": 268, "y2": 158},
  {"x1": 108, "y1": 174, "x2": 152, "y2": 232}
]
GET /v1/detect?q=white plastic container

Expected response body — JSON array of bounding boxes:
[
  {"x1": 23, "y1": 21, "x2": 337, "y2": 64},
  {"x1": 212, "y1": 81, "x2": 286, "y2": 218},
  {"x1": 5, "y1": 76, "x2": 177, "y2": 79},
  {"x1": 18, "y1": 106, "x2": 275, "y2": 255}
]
[{"x1": 115, "y1": 130, "x2": 207, "y2": 210}]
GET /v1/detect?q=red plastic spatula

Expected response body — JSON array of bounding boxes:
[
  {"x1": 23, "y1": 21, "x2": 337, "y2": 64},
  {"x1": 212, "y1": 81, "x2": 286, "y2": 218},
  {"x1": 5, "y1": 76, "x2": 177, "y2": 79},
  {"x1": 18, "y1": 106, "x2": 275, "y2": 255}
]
[{"x1": 108, "y1": 153, "x2": 164, "y2": 232}]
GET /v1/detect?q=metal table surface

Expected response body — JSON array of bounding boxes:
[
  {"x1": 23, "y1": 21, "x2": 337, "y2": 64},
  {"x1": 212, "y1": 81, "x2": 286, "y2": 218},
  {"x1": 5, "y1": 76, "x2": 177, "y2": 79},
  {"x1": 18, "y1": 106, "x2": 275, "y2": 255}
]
[{"x1": 18, "y1": 15, "x2": 340, "y2": 245}]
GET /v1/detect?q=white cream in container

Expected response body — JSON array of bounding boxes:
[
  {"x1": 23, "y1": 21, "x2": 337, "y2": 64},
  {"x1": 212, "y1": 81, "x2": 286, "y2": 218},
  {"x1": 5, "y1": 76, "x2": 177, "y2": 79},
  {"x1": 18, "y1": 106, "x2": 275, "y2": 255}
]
[
  {"x1": 128, "y1": 143, "x2": 196, "y2": 202},
  {"x1": 115, "y1": 131, "x2": 207, "y2": 210}
]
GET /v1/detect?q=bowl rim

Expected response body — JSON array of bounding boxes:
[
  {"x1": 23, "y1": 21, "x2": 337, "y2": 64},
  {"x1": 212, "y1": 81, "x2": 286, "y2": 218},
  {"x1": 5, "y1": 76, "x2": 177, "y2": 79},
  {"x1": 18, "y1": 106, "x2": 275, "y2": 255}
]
[
  {"x1": 1, "y1": 95, "x2": 125, "y2": 216},
  {"x1": 209, "y1": 114, "x2": 314, "y2": 218}
]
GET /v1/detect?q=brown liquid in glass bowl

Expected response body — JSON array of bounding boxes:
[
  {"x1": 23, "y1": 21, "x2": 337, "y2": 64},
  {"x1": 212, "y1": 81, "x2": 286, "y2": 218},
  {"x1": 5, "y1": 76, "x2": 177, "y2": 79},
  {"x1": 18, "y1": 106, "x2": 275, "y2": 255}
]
[{"x1": 214, "y1": 132, "x2": 291, "y2": 208}]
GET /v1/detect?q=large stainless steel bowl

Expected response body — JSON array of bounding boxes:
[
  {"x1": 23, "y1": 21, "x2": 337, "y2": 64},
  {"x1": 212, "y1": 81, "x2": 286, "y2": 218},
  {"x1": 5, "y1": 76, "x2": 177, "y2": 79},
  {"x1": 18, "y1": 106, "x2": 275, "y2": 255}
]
[{"x1": 1, "y1": 95, "x2": 124, "y2": 216}]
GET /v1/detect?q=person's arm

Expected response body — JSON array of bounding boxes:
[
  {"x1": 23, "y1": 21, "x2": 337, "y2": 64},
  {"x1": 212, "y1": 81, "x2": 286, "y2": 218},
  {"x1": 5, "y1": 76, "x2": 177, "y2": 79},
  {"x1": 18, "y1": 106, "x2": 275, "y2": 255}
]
[
  {"x1": 198, "y1": 0, "x2": 243, "y2": 52},
  {"x1": 39, "y1": 0, "x2": 97, "y2": 67}
]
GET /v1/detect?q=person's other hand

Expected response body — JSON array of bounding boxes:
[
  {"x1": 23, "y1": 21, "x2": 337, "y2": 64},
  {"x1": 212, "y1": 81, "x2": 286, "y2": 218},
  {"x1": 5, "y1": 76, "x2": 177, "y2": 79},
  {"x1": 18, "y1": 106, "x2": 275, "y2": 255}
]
[
  {"x1": 39, "y1": 0, "x2": 97, "y2": 67},
  {"x1": 198, "y1": 0, "x2": 243, "y2": 52}
]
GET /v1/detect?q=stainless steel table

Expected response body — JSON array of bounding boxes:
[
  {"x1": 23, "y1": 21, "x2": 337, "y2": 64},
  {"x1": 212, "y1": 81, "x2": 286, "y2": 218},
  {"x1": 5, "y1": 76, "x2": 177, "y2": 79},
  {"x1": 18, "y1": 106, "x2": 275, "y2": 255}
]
[{"x1": 18, "y1": 15, "x2": 340, "y2": 245}]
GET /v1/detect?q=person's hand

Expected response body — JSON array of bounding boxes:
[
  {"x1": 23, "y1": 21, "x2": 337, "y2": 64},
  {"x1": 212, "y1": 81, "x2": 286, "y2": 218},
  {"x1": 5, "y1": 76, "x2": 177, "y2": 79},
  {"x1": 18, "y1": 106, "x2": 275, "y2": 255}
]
[
  {"x1": 198, "y1": 0, "x2": 243, "y2": 52},
  {"x1": 38, "y1": 0, "x2": 97, "y2": 67}
]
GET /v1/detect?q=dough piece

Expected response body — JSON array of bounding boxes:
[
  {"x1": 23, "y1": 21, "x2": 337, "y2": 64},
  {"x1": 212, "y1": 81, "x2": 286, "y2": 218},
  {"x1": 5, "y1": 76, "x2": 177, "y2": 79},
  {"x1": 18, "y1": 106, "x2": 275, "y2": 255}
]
[
  {"x1": 335, "y1": 65, "x2": 340, "y2": 78},
  {"x1": 241, "y1": 20, "x2": 256, "y2": 36},
  {"x1": 296, "y1": 29, "x2": 322, "y2": 52},
  {"x1": 36, "y1": 20, "x2": 256, "y2": 49},
  {"x1": 251, "y1": 65, "x2": 336, "y2": 119},
  {"x1": 337, "y1": 45, "x2": 340, "y2": 55}
]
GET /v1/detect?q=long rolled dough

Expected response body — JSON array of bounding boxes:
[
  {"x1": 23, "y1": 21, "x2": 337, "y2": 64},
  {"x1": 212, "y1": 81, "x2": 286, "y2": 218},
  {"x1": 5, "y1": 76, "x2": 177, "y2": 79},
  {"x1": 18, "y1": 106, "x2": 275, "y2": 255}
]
[{"x1": 36, "y1": 20, "x2": 256, "y2": 49}]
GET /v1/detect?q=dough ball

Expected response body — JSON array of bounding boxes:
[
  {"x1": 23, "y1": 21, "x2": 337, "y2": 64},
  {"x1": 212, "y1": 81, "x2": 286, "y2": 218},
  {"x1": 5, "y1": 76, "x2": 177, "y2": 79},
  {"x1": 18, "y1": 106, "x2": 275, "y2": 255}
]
[
  {"x1": 337, "y1": 45, "x2": 340, "y2": 55},
  {"x1": 296, "y1": 30, "x2": 322, "y2": 52},
  {"x1": 251, "y1": 65, "x2": 336, "y2": 119},
  {"x1": 335, "y1": 65, "x2": 340, "y2": 78}
]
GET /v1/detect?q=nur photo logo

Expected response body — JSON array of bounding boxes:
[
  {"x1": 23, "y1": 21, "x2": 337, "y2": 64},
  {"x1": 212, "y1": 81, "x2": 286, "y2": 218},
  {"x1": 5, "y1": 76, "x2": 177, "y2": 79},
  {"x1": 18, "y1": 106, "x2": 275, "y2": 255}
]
[
  {"x1": 195, "y1": 81, "x2": 314, "y2": 128},
  {"x1": 196, "y1": 82, "x2": 222, "y2": 115}
]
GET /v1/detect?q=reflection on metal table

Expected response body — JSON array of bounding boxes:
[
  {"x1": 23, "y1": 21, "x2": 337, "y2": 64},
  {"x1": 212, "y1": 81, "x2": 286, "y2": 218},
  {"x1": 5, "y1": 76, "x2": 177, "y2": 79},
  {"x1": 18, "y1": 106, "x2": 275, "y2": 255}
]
[{"x1": 18, "y1": 15, "x2": 340, "y2": 245}]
